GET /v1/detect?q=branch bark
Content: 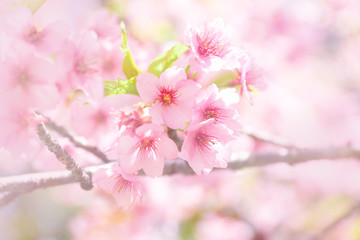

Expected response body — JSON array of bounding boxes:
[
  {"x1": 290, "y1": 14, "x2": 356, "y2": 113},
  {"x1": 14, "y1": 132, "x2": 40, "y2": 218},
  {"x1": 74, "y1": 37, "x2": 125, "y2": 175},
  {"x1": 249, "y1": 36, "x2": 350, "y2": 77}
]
[{"x1": 0, "y1": 145, "x2": 359, "y2": 204}]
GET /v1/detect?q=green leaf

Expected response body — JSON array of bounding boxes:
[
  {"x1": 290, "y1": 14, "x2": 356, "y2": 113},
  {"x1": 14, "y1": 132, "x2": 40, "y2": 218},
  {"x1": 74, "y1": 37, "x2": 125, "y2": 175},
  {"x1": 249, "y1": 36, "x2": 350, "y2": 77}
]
[
  {"x1": 120, "y1": 22, "x2": 141, "y2": 79},
  {"x1": 14, "y1": 0, "x2": 47, "y2": 13},
  {"x1": 103, "y1": 78, "x2": 139, "y2": 96},
  {"x1": 148, "y1": 44, "x2": 189, "y2": 77},
  {"x1": 179, "y1": 212, "x2": 202, "y2": 240},
  {"x1": 212, "y1": 71, "x2": 238, "y2": 88}
]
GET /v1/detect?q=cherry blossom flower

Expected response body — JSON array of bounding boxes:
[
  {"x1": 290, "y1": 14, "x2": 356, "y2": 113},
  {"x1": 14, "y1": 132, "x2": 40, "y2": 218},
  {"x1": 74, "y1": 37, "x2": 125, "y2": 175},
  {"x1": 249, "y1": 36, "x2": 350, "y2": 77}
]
[
  {"x1": 0, "y1": 6, "x2": 69, "y2": 54},
  {"x1": 0, "y1": 42, "x2": 59, "y2": 110},
  {"x1": 56, "y1": 31, "x2": 101, "y2": 96},
  {"x1": 0, "y1": 94, "x2": 44, "y2": 159},
  {"x1": 71, "y1": 94, "x2": 141, "y2": 140},
  {"x1": 180, "y1": 119, "x2": 235, "y2": 175},
  {"x1": 93, "y1": 164, "x2": 143, "y2": 209},
  {"x1": 110, "y1": 107, "x2": 151, "y2": 137},
  {"x1": 136, "y1": 67, "x2": 200, "y2": 129},
  {"x1": 185, "y1": 18, "x2": 242, "y2": 72},
  {"x1": 115, "y1": 123, "x2": 178, "y2": 177},
  {"x1": 230, "y1": 57, "x2": 267, "y2": 105},
  {"x1": 192, "y1": 84, "x2": 242, "y2": 134},
  {"x1": 99, "y1": 41, "x2": 125, "y2": 81}
]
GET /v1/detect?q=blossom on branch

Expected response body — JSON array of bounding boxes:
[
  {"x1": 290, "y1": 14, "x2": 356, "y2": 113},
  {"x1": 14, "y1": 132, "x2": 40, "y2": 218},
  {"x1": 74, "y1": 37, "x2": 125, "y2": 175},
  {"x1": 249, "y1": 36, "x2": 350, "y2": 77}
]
[
  {"x1": 137, "y1": 67, "x2": 200, "y2": 129},
  {"x1": 180, "y1": 119, "x2": 235, "y2": 175},
  {"x1": 185, "y1": 18, "x2": 242, "y2": 72},
  {"x1": 93, "y1": 164, "x2": 143, "y2": 209},
  {"x1": 114, "y1": 123, "x2": 178, "y2": 177}
]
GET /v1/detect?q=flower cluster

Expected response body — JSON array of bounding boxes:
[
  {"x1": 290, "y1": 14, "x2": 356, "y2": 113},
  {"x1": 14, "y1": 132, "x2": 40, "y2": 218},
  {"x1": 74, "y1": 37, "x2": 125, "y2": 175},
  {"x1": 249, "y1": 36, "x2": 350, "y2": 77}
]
[{"x1": 0, "y1": 4, "x2": 265, "y2": 209}]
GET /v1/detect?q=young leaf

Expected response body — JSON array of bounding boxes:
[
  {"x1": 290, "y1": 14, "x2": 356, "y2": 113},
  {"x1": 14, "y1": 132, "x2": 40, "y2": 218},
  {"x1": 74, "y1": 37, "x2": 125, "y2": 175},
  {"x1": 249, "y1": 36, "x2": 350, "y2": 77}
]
[
  {"x1": 15, "y1": 0, "x2": 47, "y2": 14},
  {"x1": 103, "y1": 78, "x2": 139, "y2": 96},
  {"x1": 120, "y1": 22, "x2": 140, "y2": 79},
  {"x1": 148, "y1": 44, "x2": 189, "y2": 77}
]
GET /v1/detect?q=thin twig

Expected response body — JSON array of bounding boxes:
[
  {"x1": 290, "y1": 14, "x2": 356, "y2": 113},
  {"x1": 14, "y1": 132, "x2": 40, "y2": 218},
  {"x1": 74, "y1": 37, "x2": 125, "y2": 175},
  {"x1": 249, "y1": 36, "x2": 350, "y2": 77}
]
[
  {"x1": 39, "y1": 113, "x2": 110, "y2": 163},
  {"x1": 241, "y1": 126, "x2": 294, "y2": 148},
  {"x1": 37, "y1": 123, "x2": 93, "y2": 191}
]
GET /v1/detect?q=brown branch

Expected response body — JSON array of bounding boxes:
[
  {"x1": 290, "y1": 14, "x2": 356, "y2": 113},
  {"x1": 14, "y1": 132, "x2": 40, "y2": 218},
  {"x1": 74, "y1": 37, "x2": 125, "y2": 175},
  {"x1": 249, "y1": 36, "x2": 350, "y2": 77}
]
[
  {"x1": 241, "y1": 126, "x2": 294, "y2": 148},
  {"x1": 43, "y1": 117, "x2": 111, "y2": 163},
  {"x1": 0, "y1": 145, "x2": 359, "y2": 206},
  {"x1": 37, "y1": 123, "x2": 93, "y2": 191}
]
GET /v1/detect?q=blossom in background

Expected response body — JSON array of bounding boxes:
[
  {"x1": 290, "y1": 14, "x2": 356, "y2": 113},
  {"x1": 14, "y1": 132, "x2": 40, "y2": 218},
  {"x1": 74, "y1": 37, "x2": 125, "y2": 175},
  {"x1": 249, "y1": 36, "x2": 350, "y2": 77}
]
[
  {"x1": 180, "y1": 119, "x2": 235, "y2": 175},
  {"x1": 71, "y1": 94, "x2": 141, "y2": 140},
  {"x1": 56, "y1": 30, "x2": 101, "y2": 96},
  {"x1": 137, "y1": 67, "x2": 200, "y2": 129},
  {"x1": 0, "y1": 42, "x2": 59, "y2": 110},
  {"x1": 185, "y1": 18, "x2": 243, "y2": 72},
  {"x1": 93, "y1": 164, "x2": 143, "y2": 209},
  {"x1": 115, "y1": 123, "x2": 178, "y2": 177},
  {"x1": 0, "y1": 6, "x2": 69, "y2": 54},
  {"x1": 230, "y1": 57, "x2": 267, "y2": 105},
  {"x1": 191, "y1": 84, "x2": 242, "y2": 134}
]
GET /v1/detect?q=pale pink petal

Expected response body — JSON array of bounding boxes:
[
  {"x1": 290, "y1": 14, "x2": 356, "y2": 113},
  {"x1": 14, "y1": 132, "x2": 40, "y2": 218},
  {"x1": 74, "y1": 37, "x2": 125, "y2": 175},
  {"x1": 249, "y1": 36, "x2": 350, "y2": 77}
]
[
  {"x1": 158, "y1": 135, "x2": 178, "y2": 160},
  {"x1": 149, "y1": 102, "x2": 164, "y2": 125},
  {"x1": 93, "y1": 168, "x2": 114, "y2": 193},
  {"x1": 162, "y1": 104, "x2": 192, "y2": 129},
  {"x1": 136, "y1": 73, "x2": 159, "y2": 102},
  {"x1": 158, "y1": 66, "x2": 187, "y2": 88},
  {"x1": 142, "y1": 152, "x2": 164, "y2": 177}
]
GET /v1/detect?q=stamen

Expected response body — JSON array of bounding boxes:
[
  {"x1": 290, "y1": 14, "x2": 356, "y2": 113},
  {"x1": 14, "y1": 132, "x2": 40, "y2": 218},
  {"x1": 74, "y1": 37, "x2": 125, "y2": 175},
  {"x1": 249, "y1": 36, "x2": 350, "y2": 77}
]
[
  {"x1": 195, "y1": 133, "x2": 218, "y2": 152},
  {"x1": 157, "y1": 87, "x2": 179, "y2": 107},
  {"x1": 197, "y1": 32, "x2": 225, "y2": 57}
]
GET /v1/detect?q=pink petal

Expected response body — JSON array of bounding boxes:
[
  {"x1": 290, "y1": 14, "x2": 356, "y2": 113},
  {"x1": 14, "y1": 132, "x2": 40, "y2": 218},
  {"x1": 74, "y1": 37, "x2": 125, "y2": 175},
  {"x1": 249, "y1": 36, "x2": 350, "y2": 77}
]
[
  {"x1": 149, "y1": 102, "x2": 164, "y2": 125},
  {"x1": 93, "y1": 168, "x2": 114, "y2": 193},
  {"x1": 158, "y1": 135, "x2": 178, "y2": 160},
  {"x1": 136, "y1": 73, "x2": 159, "y2": 102},
  {"x1": 142, "y1": 152, "x2": 164, "y2": 177},
  {"x1": 158, "y1": 66, "x2": 187, "y2": 88},
  {"x1": 162, "y1": 104, "x2": 192, "y2": 129}
]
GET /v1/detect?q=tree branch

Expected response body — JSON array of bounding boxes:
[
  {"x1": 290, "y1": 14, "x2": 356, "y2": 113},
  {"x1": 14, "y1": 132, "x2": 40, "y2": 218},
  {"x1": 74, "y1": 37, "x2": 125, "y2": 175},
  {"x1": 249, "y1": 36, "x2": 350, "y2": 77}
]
[
  {"x1": 43, "y1": 116, "x2": 111, "y2": 163},
  {"x1": 37, "y1": 123, "x2": 93, "y2": 191},
  {"x1": 241, "y1": 126, "x2": 294, "y2": 148},
  {"x1": 0, "y1": 144, "x2": 359, "y2": 207}
]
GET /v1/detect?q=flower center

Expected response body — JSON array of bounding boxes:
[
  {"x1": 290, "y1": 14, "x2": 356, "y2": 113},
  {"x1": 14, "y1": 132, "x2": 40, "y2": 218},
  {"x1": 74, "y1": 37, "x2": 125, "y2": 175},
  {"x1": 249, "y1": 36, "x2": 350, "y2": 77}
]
[
  {"x1": 157, "y1": 87, "x2": 178, "y2": 107},
  {"x1": 17, "y1": 71, "x2": 31, "y2": 88},
  {"x1": 204, "y1": 104, "x2": 223, "y2": 122},
  {"x1": 139, "y1": 136, "x2": 158, "y2": 152},
  {"x1": 196, "y1": 33, "x2": 224, "y2": 57},
  {"x1": 94, "y1": 110, "x2": 108, "y2": 124},
  {"x1": 26, "y1": 26, "x2": 42, "y2": 44},
  {"x1": 195, "y1": 133, "x2": 218, "y2": 152},
  {"x1": 112, "y1": 175, "x2": 132, "y2": 193}
]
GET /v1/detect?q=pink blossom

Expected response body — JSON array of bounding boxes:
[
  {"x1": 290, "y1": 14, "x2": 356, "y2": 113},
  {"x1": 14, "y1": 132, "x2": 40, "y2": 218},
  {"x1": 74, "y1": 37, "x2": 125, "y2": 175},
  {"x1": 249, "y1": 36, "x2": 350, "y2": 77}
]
[
  {"x1": 0, "y1": 95, "x2": 44, "y2": 159},
  {"x1": 136, "y1": 67, "x2": 199, "y2": 129},
  {"x1": 192, "y1": 84, "x2": 242, "y2": 134},
  {"x1": 56, "y1": 31, "x2": 101, "y2": 96},
  {"x1": 179, "y1": 119, "x2": 235, "y2": 175},
  {"x1": 0, "y1": 42, "x2": 59, "y2": 110},
  {"x1": 99, "y1": 41, "x2": 125, "y2": 81},
  {"x1": 115, "y1": 123, "x2": 178, "y2": 177},
  {"x1": 111, "y1": 107, "x2": 151, "y2": 137},
  {"x1": 0, "y1": 6, "x2": 69, "y2": 54},
  {"x1": 185, "y1": 18, "x2": 242, "y2": 72},
  {"x1": 81, "y1": 9, "x2": 121, "y2": 41},
  {"x1": 71, "y1": 94, "x2": 141, "y2": 140},
  {"x1": 93, "y1": 164, "x2": 143, "y2": 209},
  {"x1": 231, "y1": 57, "x2": 267, "y2": 104}
]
